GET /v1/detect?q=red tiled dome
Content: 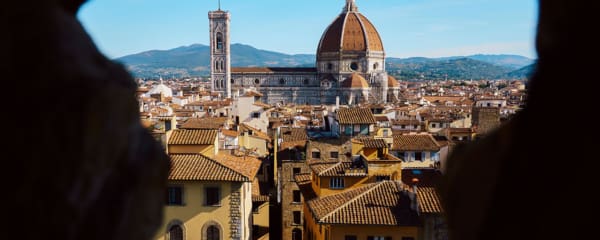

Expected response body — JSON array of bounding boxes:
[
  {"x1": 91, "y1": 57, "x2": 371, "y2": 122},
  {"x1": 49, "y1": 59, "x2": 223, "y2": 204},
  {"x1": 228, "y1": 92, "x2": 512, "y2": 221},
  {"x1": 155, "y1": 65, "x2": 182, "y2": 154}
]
[{"x1": 317, "y1": 1, "x2": 384, "y2": 54}]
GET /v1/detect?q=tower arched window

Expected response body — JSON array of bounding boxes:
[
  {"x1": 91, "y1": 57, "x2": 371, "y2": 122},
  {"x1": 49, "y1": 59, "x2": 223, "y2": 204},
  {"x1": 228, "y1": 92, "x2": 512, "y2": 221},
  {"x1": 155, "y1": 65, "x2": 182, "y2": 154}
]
[
  {"x1": 168, "y1": 225, "x2": 183, "y2": 240},
  {"x1": 206, "y1": 225, "x2": 220, "y2": 240},
  {"x1": 216, "y1": 32, "x2": 223, "y2": 50}
]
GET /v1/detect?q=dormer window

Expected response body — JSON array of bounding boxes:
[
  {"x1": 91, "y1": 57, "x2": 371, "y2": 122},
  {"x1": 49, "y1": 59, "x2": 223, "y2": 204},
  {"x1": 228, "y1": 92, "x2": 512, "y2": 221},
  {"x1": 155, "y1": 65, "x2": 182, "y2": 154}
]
[{"x1": 216, "y1": 32, "x2": 223, "y2": 50}]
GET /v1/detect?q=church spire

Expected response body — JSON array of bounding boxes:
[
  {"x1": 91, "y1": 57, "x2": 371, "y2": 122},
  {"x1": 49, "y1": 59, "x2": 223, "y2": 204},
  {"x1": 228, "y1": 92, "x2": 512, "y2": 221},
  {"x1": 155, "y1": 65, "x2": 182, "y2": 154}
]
[{"x1": 344, "y1": 0, "x2": 358, "y2": 12}]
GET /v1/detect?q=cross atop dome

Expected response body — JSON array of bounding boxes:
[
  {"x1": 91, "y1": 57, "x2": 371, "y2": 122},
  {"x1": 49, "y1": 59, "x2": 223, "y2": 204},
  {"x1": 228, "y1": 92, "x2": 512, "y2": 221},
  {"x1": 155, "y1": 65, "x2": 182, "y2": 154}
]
[{"x1": 344, "y1": 0, "x2": 358, "y2": 12}]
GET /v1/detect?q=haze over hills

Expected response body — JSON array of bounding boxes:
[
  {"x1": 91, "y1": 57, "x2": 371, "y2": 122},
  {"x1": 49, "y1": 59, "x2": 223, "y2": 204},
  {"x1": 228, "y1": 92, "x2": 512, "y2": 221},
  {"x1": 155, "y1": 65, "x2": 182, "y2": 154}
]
[{"x1": 116, "y1": 43, "x2": 535, "y2": 80}]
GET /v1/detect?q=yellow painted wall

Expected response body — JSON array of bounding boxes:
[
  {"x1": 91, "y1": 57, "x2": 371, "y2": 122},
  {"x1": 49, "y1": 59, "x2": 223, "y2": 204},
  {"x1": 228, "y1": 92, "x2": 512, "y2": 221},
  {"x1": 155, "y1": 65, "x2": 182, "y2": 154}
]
[
  {"x1": 253, "y1": 202, "x2": 270, "y2": 227},
  {"x1": 168, "y1": 145, "x2": 214, "y2": 156},
  {"x1": 351, "y1": 141, "x2": 364, "y2": 155},
  {"x1": 155, "y1": 181, "x2": 234, "y2": 240},
  {"x1": 317, "y1": 176, "x2": 369, "y2": 197},
  {"x1": 239, "y1": 134, "x2": 268, "y2": 157},
  {"x1": 368, "y1": 162, "x2": 402, "y2": 180}
]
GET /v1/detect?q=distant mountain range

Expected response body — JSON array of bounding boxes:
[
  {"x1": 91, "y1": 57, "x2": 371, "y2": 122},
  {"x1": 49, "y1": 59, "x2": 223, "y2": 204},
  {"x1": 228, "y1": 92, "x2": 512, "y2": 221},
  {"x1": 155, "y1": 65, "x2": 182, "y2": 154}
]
[{"x1": 115, "y1": 43, "x2": 535, "y2": 80}]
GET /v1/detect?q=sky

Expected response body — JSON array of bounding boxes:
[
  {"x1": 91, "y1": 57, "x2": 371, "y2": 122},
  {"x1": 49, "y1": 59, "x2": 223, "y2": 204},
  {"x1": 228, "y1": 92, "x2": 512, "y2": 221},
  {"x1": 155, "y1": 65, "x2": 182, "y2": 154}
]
[{"x1": 78, "y1": 0, "x2": 538, "y2": 59}]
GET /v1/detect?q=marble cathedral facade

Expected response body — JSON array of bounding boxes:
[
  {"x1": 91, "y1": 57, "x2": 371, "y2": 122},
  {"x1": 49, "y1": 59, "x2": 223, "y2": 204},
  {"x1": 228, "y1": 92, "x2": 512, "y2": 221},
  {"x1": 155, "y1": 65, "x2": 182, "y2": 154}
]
[{"x1": 209, "y1": 0, "x2": 400, "y2": 105}]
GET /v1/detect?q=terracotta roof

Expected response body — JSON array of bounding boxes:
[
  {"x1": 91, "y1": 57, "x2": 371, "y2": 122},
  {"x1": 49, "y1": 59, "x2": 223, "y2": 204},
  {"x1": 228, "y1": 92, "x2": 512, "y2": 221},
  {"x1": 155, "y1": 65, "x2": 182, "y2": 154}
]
[
  {"x1": 222, "y1": 129, "x2": 239, "y2": 137},
  {"x1": 357, "y1": 138, "x2": 387, "y2": 149},
  {"x1": 416, "y1": 187, "x2": 443, "y2": 214},
  {"x1": 337, "y1": 108, "x2": 376, "y2": 124},
  {"x1": 180, "y1": 117, "x2": 228, "y2": 129},
  {"x1": 169, "y1": 129, "x2": 218, "y2": 145},
  {"x1": 374, "y1": 115, "x2": 389, "y2": 122},
  {"x1": 340, "y1": 73, "x2": 369, "y2": 89},
  {"x1": 392, "y1": 134, "x2": 440, "y2": 151},
  {"x1": 232, "y1": 67, "x2": 317, "y2": 73},
  {"x1": 317, "y1": 9, "x2": 384, "y2": 53},
  {"x1": 308, "y1": 159, "x2": 367, "y2": 177},
  {"x1": 280, "y1": 127, "x2": 308, "y2": 142},
  {"x1": 213, "y1": 152, "x2": 262, "y2": 179},
  {"x1": 168, "y1": 154, "x2": 250, "y2": 182},
  {"x1": 240, "y1": 123, "x2": 271, "y2": 141},
  {"x1": 388, "y1": 76, "x2": 400, "y2": 88},
  {"x1": 307, "y1": 181, "x2": 419, "y2": 225}
]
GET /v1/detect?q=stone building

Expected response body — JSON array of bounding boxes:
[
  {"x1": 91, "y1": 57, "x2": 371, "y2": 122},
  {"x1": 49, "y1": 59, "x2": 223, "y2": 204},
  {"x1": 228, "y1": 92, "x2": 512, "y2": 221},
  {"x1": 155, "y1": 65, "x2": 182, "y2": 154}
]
[{"x1": 209, "y1": 0, "x2": 400, "y2": 105}]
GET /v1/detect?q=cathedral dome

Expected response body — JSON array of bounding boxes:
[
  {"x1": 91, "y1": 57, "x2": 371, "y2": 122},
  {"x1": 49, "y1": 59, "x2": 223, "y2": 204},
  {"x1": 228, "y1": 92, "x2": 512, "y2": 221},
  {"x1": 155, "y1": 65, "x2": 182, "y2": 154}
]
[
  {"x1": 146, "y1": 81, "x2": 173, "y2": 97},
  {"x1": 341, "y1": 73, "x2": 369, "y2": 89},
  {"x1": 317, "y1": 0, "x2": 384, "y2": 54},
  {"x1": 388, "y1": 76, "x2": 400, "y2": 88}
]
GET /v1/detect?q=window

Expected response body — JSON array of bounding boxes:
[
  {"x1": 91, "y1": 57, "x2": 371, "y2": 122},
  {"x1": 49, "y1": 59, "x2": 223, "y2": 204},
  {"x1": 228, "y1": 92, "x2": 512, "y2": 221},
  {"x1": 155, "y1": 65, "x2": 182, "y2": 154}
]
[
  {"x1": 216, "y1": 32, "x2": 223, "y2": 50},
  {"x1": 169, "y1": 225, "x2": 183, "y2": 240},
  {"x1": 207, "y1": 225, "x2": 220, "y2": 240},
  {"x1": 205, "y1": 187, "x2": 220, "y2": 206},
  {"x1": 252, "y1": 112, "x2": 260, "y2": 118},
  {"x1": 293, "y1": 211, "x2": 301, "y2": 225},
  {"x1": 431, "y1": 152, "x2": 440, "y2": 161},
  {"x1": 329, "y1": 177, "x2": 344, "y2": 189},
  {"x1": 350, "y1": 62, "x2": 358, "y2": 71},
  {"x1": 373, "y1": 62, "x2": 379, "y2": 70},
  {"x1": 304, "y1": 78, "x2": 310, "y2": 85},
  {"x1": 401, "y1": 124, "x2": 406, "y2": 129},
  {"x1": 330, "y1": 151, "x2": 339, "y2": 159},
  {"x1": 382, "y1": 129, "x2": 389, "y2": 137},
  {"x1": 432, "y1": 123, "x2": 437, "y2": 128},
  {"x1": 345, "y1": 236, "x2": 357, "y2": 240},
  {"x1": 280, "y1": 78, "x2": 285, "y2": 85},
  {"x1": 312, "y1": 151, "x2": 320, "y2": 159},
  {"x1": 292, "y1": 167, "x2": 301, "y2": 180},
  {"x1": 327, "y1": 63, "x2": 333, "y2": 70},
  {"x1": 231, "y1": 78, "x2": 235, "y2": 84},
  {"x1": 396, "y1": 151, "x2": 405, "y2": 159},
  {"x1": 293, "y1": 190, "x2": 302, "y2": 203},
  {"x1": 254, "y1": 78, "x2": 260, "y2": 84},
  {"x1": 292, "y1": 228, "x2": 302, "y2": 240},
  {"x1": 376, "y1": 176, "x2": 390, "y2": 182},
  {"x1": 167, "y1": 186, "x2": 183, "y2": 205},
  {"x1": 415, "y1": 152, "x2": 423, "y2": 161}
]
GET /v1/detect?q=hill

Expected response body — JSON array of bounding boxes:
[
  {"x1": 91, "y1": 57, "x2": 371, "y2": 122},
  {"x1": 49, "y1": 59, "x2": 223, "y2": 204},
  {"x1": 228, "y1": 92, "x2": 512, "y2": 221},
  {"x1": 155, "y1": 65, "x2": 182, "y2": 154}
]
[{"x1": 115, "y1": 43, "x2": 534, "y2": 79}]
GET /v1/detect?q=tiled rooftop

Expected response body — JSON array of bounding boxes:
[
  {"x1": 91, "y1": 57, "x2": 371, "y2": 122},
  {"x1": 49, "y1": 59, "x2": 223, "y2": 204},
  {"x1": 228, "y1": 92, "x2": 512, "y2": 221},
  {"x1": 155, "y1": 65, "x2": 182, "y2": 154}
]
[
  {"x1": 337, "y1": 108, "x2": 376, "y2": 125},
  {"x1": 169, "y1": 129, "x2": 218, "y2": 145},
  {"x1": 307, "y1": 181, "x2": 420, "y2": 225},
  {"x1": 392, "y1": 134, "x2": 441, "y2": 151},
  {"x1": 168, "y1": 154, "x2": 251, "y2": 182}
]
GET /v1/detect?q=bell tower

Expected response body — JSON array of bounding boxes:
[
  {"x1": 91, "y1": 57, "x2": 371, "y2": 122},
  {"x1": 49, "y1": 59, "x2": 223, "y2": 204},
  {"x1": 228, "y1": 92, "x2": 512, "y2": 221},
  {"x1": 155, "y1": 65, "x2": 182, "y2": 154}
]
[{"x1": 209, "y1": 7, "x2": 231, "y2": 98}]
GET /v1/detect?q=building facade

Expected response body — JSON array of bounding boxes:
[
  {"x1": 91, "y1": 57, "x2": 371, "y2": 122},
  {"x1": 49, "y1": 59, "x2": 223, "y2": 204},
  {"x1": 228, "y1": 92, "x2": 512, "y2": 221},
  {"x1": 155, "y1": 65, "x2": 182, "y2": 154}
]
[{"x1": 209, "y1": 0, "x2": 400, "y2": 105}]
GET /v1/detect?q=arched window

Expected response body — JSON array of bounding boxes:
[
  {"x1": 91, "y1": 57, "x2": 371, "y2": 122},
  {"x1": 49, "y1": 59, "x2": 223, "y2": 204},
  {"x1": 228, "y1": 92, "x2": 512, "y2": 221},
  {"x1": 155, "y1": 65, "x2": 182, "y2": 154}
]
[
  {"x1": 304, "y1": 78, "x2": 309, "y2": 85},
  {"x1": 168, "y1": 225, "x2": 183, "y2": 240},
  {"x1": 280, "y1": 78, "x2": 285, "y2": 85},
  {"x1": 327, "y1": 63, "x2": 333, "y2": 70},
  {"x1": 292, "y1": 228, "x2": 302, "y2": 240},
  {"x1": 207, "y1": 225, "x2": 220, "y2": 240},
  {"x1": 373, "y1": 62, "x2": 379, "y2": 70},
  {"x1": 254, "y1": 78, "x2": 260, "y2": 84},
  {"x1": 216, "y1": 32, "x2": 223, "y2": 50}
]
